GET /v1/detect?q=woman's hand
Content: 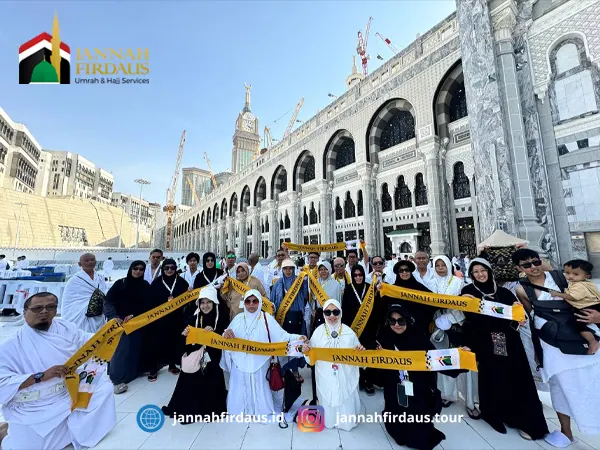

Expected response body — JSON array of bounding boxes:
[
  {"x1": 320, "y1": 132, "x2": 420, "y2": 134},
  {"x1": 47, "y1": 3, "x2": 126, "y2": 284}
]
[
  {"x1": 123, "y1": 315, "x2": 134, "y2": 323},
  {"x1": 182, "y1": 326, "x2": 190, "y2": 337},
  {"x1": 298, "y1": 335, "x2": 307, "y2": 342},
  {"x1": 301, "y1": 342, "x2": 311, "y2": 353},
  {"x1": 462, "y1": 294, "x2": 476, "y2": 298},
  {"x1": 187, "y1": 286, "x2": 193, "y2": 292},
  {"x1": 223, "y1": 329, "x2": 235, "y2": 339},
  {"x1": 375, "y1": 341, "x2": 382, "y2": 350},
  {"x1": 204, "y1": 326, "x2": 214, "y2": 332},
  {"x1": 355, "y1": 344, "x2": 366, "y2": 351},
  {"x1": 376, "y1": 281, "x2": 383, "y2": 291},
  {"x1": 459, "y1": 346, "x2": 471, "y2": 352},
  {"x1": 114, "y1": 317, "x2": 123, "y2": 325},
  {"x1": 576, "y1": 309, "x2": 600, "y2": 324}
]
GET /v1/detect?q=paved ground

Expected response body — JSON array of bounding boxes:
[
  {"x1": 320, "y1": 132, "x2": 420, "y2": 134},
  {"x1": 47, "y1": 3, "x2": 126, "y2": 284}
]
[{"x1": 1, "y1": 317, "x2": 599, "y2": 450}]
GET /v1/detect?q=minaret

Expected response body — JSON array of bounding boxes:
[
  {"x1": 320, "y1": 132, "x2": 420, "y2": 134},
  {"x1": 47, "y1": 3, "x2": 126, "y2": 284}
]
[
  {"x1": 51, "y1": 13, "x2": 61, "y2": 82},
  {"x1": 243, "y1": 83, "x2": 252, "y2": 113},
  {"x1": 346, "y1": 55, "x2": 364, "y2": 90}
]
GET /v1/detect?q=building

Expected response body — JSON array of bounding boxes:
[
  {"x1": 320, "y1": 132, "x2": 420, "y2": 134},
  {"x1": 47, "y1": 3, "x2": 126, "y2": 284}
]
[
  {"x1": 111, "y1": 192, "x2": 154, "y2": 228},
  {"x1": 231, "y1": 84, "x2": 260, "y2": 173},
  {"x1": 0, "y1": 108, "x2": 42, "y2": 195},
  {"x1": 170, "y1": 0, "x2": 600, "y2": 275},
  {"x1": 45, "y1": 150, "x2": 114, "y2": 203},
  {"x1": 34, "y1": 150, "x2": 52, "y2": 197},
  {"x1": 181, "y1": 167, "x2": 212, "y2": 206}
]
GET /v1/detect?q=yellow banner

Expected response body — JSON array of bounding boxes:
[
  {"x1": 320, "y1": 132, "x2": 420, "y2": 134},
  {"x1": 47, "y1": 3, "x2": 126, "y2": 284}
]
[
  {"x1": 306, "y1": 271, "x2": 327, "y2": 308},
  {"x1": 275, "y1": 272, "x2": 307, "y2": 325},
  {"x1": 379, "y1": 284, "x2": 525, "y2": 322},
  {"x1": 285, "y1": 242, "x2": 346, "y2": 252},
  {"x1": 221, "y1": 277, "x2": 275, "y2": 315},
  {"x1": 187, "y1": 328, "x2": 289, "y2": 356},
  {"x1": 350, "y1": 275, "x2": 377, "y2": 337},
  {"x1": 187, "y1": 327, "x2": 477, "y2": 372}
]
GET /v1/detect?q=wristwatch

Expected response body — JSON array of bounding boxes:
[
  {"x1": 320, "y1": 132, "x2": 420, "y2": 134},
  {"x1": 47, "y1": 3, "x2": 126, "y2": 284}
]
[{"x1": 33, "y1": 372, "x2": 44, "y2": 383}]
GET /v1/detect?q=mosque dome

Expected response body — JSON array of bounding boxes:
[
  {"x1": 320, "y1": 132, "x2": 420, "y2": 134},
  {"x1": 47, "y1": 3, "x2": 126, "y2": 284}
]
[{"x1": 31, "y1": 60, "x2": 58, "y2": 83}]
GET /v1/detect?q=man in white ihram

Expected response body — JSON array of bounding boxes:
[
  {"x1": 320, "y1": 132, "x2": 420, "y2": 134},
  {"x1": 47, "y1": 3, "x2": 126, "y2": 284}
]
[
  {"x1": 61, "y1": 253, "x2": 108, "y2": 333},
  {"x1": 0, "y1": 292, "x2": 115, "y2": 450}
]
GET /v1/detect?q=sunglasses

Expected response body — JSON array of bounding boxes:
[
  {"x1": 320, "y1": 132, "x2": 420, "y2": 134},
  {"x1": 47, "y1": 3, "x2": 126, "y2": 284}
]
[
  {"x1": 163, "y1": 265, "x2": 176, "y2": 271},
  {"x1": 353, "y1": 273, "x2": 364, "y2": 278},
  {"x1": 323, "y1": 309, "x2": 341, "y2": 317},
  {"x1": 132, "y1": 267, "x2": 145, "y2": 272},
  {"x1": 244, "y1": 298, "x2": 259, "y2": 305},
  {"x1": 388, "y1": 317, "x2": 407, "y2": 326},
  {"x1": 373, "y1": 261, "x2": 384, "y2": 265},
  {"x1": 398, "y1": 268, "x2": 412, "y2": 273},
  {"x1": 28, "y1": 304, "x2": 58, "y2": 314},
  {"x1": 520, "y1": 260, "x2": 542, "y2": 269},
  {"x1": 334, "y1": 264, "x2": 345, "y2": 268},
  {"x1": 277, "y1": 254, "x2": 286, "y2": 258},
  {"x1": 205, "y1": 258, "x2": 215, "y2": 262},
  {"x1": 227, "y1": 255, "x2": 236, "y2": 258}
]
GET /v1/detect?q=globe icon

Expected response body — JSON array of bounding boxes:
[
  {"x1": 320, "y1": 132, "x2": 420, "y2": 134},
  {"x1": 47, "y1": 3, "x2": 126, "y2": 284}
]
[{"x1": 137, "y1": 405, "x2": 165, "y2": 432}]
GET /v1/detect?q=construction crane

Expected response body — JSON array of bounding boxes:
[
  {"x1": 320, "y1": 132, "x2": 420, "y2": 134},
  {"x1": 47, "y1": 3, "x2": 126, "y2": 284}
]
[
  {"x1": 264, "y1": 127, "x2": 274, "y2": 149},
  {"x1": 204, "y1": 152, "x2": 218, "y2": 189},
  {"x1": 282, "y1": 98, "x2": 304, "y2": 140},
  {"x1": 164, "y1": 130, "x2": 186, "y2": 251},
  {"x1": 357, "y1": 17, "x2": 372, "y2": 76},
  {"x1": 186, "y1": 176, "x2": 202, "y2": 205},
  {"x1": 376, "y1": 32, "x2": 399, "y2": 54}
]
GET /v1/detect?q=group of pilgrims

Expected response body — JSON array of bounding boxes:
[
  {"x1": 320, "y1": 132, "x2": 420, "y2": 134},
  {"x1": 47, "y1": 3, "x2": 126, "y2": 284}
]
[{"x1": 1, "y1": 236, "x2": 600, "y2": 450}]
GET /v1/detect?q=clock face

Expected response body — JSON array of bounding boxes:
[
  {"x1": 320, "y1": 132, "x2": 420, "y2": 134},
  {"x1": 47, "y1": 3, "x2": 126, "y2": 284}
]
[{"x1": 243, "y1": 119, "x2": 254, "y2": 132}]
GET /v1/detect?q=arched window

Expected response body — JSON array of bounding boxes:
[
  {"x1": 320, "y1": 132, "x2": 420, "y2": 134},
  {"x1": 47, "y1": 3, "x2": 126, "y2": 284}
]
[
  {"x1": 280, "y1": 216, "x2": 284, "y2": 230},
  {"x1": 395, "y1": 176, "x2": 412, "y2": 209},
  {"x1": 309, "y1": 202, "x2": 318, "y2": 224},
  {"x1": 303, "y1": 206, "x2": 309, "y2": 226},
  {"x1": 380, "y1": 111, "x2": 415, "y2": 150},
  {"x1": 400, "y1": 242, "x2": 412, "y2": 253},
  {"x1": 357, "y1": 190, "x2": 364, "y2": 216},
  {"x1": 449, "y1": 79, "x2": 468, "y2": 123},
  {"x1": 336, "y1": 139, "x2": 355, "y2": 169},
  {"x1": 414, "y1": 173, "x2": 428, "y2": 206},
  {"x1": 265, "y1": 218, "x2": 269, "y2": 233},
  {"x1": 285, "y1": 212, "x2": 291, "y2": 229},
  {"x1": 335, "y1": 197, "x2": 343, "y2": 220},
  {"x1": 261, "y1": 222, "x2": 265, "y2": 233},
  {"x1": 452, "y1": 162, "x2": 471, "y2": 199},
  {"x1": 344, "y1": 192, "x2": 356, "y2": 218},
  {"x1": 381, "y1": 184, "x2": 392, "y2": 212}
]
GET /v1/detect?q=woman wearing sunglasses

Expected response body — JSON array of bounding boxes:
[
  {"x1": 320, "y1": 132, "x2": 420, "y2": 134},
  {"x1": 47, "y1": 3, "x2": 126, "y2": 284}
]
[
  {"x1": 377, "y1": 305, "x2": 457, "y2": 450},
  {"x1": 104, "y1": 261, "x2": 153, "y2": 394},
  {"x1": 192, "y1": 252, "x2": 225, "y2": 290},
  {"x1": 146, "y1": 258, "x2": 190, "y2": 381},
  {"x1": 302, "y1": 299, "x2": 364, "y2": 431},
  {"x1": 221, "y1": 290, "x2": 307, "y2": 422}
]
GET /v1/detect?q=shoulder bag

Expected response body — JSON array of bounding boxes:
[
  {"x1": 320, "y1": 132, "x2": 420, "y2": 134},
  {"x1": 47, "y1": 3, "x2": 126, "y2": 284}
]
[
  {"x1": 181, "y1": 313, "x2": 205, "y2": 374},
  {"x1": 264, "y1": 313, "x2": 285, "y2": 391}
]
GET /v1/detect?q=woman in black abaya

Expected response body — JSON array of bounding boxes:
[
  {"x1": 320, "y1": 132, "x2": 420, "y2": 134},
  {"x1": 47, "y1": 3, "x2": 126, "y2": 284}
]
[
  {"x1": 461, "y1": 258, "x2": 548, "y2": 440},
  {"x1": 104, "y1": 260, "x2": 153, "y2": 393},
  {"x1": 147, "y1": 258, "x2": 189, "y2": 381},
  {"x1": 193, "y1": 252, "x2": 224, "y2": 289},
  {"x1": 162, "y1": 285, "x2": 229, "y2": 423},
  {"x1": 377, "y1": 305, "x2": 452, "y2": 450},
  {"x1": 378, "y1": 260, "x2": 437, "y2": 337}
]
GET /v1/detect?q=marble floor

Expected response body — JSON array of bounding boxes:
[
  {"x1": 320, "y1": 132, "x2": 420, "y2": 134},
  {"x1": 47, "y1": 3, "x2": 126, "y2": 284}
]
[{"x1": 1, "y1": 318, "x2": 599, "y2": 450}]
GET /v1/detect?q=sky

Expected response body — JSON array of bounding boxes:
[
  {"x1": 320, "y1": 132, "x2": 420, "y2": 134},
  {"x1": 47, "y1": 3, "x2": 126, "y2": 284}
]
[{"x1": 1, "y1": 0, "x2": 456, "y2": 204}]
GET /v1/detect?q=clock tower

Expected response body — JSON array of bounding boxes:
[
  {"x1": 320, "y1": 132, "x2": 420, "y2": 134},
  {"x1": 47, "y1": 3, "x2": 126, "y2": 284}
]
[{"x1": 232, "y1": 83, "x2": 260, "y2": 173}]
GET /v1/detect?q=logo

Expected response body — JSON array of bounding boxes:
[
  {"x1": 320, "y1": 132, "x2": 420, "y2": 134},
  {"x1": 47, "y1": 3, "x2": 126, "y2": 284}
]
[
  {"x1": 491, "y1": 306, "x2": 505, "y2": 315},
  {"x1": 297, "y1": 405, "x2": 325, "y2": 432},
  {"x1": 436, "y1": 355, "x2": 454, "y2": 367},
  {"x1": 137, "y1": 404, "x2": 165, "y2": 433},
  {"x1": 19, "y1": 13, "x2": 70, "y2": 84}
]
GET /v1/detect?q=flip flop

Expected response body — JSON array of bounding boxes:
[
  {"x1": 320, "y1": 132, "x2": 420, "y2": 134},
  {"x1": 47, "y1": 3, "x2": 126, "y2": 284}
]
[
  {"x1": 148, "y1": 373, "x2": 158, "y2": 382},
  {"x1": 467, "y1": 407, "x2": 481, "y2": 420}
]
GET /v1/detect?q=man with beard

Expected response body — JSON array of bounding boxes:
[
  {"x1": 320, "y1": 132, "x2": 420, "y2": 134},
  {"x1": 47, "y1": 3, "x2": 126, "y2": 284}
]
[{"x1": 0, "y1": 292, "x2": 116, "y2": 450}]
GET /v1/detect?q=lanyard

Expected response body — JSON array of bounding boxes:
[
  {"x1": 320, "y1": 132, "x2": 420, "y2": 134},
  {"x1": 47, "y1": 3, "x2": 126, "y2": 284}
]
[
  {"x1": 162, "y1": 278, "x2": 177, "y2": 297},
  {"x1": 351, "y1": 283, "x2": 367, "y2": 305}
]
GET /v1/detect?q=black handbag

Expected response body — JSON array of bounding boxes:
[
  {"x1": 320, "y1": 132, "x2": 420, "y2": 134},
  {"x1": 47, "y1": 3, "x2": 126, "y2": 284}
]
[{"x1": 86, "y1": 288, "x2": 106, "y2": 317}]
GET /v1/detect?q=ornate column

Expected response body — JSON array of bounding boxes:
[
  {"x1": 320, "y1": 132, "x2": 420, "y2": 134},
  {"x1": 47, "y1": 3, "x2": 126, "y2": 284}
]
[
  {"x1": 447, "y1": 186, "x2": 459, "y2": 255},
  {"x1": 246, "y1": 206, "x2": 260, "y2": 256},
  {"x1": 320, "y1": 182, "x2": 334, "y2": 250},
  {"x1": 218, "y1": 221, "x2": 226, "y2": 255},
  {"x1": 235, "y1": 211, "x2": 247, "y2": 257},
  {"x1": 357, "y1": 163, "x2": 380, "y2": 255},
  {"x1": 198, "y1": 227, "x2": 205, "y2": 252},
  {"x1": 226, "y1": 217, "x2": 235, "y2": 254},
  {"x1": 262, "y1": 200, "x2": 278, "y2": 258},
  {"x1": 422, "y1": 140, "x2": 446, "y2": 256},
  {"x1": 289, "y1": 192, "x2": 301, "y2": 244}
]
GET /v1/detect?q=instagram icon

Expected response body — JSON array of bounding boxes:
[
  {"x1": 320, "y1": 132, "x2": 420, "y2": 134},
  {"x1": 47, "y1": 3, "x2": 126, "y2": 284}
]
[{"x1": 297, "y1": 405, "x2": 325, "y2": 432}]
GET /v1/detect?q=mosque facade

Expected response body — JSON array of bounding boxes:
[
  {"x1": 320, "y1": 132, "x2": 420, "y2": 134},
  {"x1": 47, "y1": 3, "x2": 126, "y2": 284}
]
[{"x1": 170, "y1": 0, "x2": 600, "y2": 273}]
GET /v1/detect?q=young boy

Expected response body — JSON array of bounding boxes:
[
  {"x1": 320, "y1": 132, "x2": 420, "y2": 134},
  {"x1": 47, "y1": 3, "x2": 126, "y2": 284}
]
[{"x1": 549, "y1": 259, "x2": 600, "y2": 354}]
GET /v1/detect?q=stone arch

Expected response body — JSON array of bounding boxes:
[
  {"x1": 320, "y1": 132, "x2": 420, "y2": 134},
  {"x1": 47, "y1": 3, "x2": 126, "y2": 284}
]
[
  {"x1": 240, "y1": 186, "x2": 251, "y2": 213},
  {"x1": 195, "y1": 214, "x2": 200, "y2": 230},
  {"x1": 433, "y1": 59, "x2": 467, "y2": 141},
  {"x1": 254, "y1": 176, "x2": 267, "y2": 206},
  {"x1": 230, "y1": 192, "x2": 238, "y2": 216},
  {"x1": 366, "y1": 98, "x2": 416, "y2": 163},
  {"x1": 213, "y1": 203, "x2": 219, "y2": 223},
  {"x1": 221, "y1": 198, "x2": 227, "y2": 220},
  {"x1": 207, "y1": 207, "x2": 212, "y2": 224},
  {"x1": 271, "y1": 165, "x2": 288, "y2": 200},
  {"x1": 323, "y1": 130, "x2": 356, "y2": 181},
  {"x1": 201, "y1": 211, "x2": 205, "y2": 227},
  {"x1": 293, "y1": 150, "x2": 316, "y2": 191}
]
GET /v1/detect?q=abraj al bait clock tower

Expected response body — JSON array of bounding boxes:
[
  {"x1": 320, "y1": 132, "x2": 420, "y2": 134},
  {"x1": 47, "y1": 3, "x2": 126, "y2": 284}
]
[{"x1": 232, "y1": 83, "x2": 260, "y2": 174}]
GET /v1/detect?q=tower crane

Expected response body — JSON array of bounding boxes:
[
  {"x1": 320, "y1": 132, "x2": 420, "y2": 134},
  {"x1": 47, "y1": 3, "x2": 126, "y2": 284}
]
[
  {"x1": 204, "y1": 152, "x2": 218, "y2": 189},
  {"x1": 264, "y1": 127, "x2": 273, "y2": 149},
  {"x1": 282, "y1": 98, "x2": 304, "y2": 140},
  {"x1": 186, "y1": 176, "x2": 202, "y2": 205},
  {"x1": 357, "y1": 17, "x2": 372, "y2": 76},
  {"x1": 164, "y1": 130, "x2": 186, "y2": 251},
  {"x1": 376, "y1": 32, "x2": 399, "y2": 54}
]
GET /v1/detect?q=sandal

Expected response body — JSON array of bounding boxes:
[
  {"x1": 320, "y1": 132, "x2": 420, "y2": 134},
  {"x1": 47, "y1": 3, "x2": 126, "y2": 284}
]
[
  {"x1": 441, "y1": 400, "x2": 453, "y2": 408},
  {"x1": 169, "y1": 367, "x2": 181, "y2": 375},
  {"x1": 148, "y1": 373, "x2": 158, "y2": 382},
  {"x1": 467, "y1": 407, "x2": 481, "y2": 420},
  {"x1": 293, "y1": 372, "x2": 304, "y2": 383}
]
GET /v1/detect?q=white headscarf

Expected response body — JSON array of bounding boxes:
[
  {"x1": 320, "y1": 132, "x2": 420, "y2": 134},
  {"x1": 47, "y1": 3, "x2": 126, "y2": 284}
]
[
  {"x1": 195, "y1": 285, "x2": 220, "y2": 324},
  {"x1": 318, "y1": 261, "x2": 332, "y2": 277},
  {"x1": 323, "y1": 299, "x2": 342, "y2": 338},
  {"x1": 432, "y1": 256, "x2": 453, "y2": 290}
]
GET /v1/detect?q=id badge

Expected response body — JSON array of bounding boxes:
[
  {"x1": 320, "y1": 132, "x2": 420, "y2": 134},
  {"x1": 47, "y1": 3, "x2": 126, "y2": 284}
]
[
  {"x1": 397, "y1": 383, "x2": 409, "y2": 407},
  {"x1": 402, "y1": 380, "x2": 414, "y2": 396}
]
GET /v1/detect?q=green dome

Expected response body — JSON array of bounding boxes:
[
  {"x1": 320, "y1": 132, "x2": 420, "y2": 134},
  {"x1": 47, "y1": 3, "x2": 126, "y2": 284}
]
[{"x1": 30, "y1": 60, "x2": 58, "y2": 83}]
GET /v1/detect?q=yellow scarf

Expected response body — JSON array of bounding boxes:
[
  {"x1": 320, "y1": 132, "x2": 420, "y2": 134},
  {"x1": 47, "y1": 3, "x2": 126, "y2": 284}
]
[
  {"x1": 221, "y1": 277, "x2": 274, "y2": 315},
  {"x1": 350, "y1": 275, "x2": 378, "y2": 337}
]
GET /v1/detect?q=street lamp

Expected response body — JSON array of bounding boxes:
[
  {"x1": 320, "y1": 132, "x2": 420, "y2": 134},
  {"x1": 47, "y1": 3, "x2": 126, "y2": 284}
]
[
  {"x1": 13, "y1": 202, "x2": 27, "y2": 258},
  {"x1": 134, "y1": 179, "x2": 151, "y2": 248},
  {"x1": 327, "y1": 93, "x2": 338, "y2": 98}
]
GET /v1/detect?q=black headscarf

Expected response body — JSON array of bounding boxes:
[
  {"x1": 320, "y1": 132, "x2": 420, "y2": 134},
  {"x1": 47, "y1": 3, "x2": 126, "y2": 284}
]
[
  {"x1": 350, "y1": 263, "x2": 367, "y2": 290},
  {"x1": 104, "y1": 260, "x2": 151, "y2": 319},
  {"x1": 378, "y1": 305, "x2": 432, "y2": 351},
  {"x1": 202, "y1": 252, "x2": 223, "y2": 280},
  {"x1": 393, "y1": 260, "x2": 431, "y2": 292},
  {"x1": 467, "y1": 258, "x2": 498, "y2": 300},
  {"x1": 125, "y1": 260, "x2": 147, "y2": 286},
  {"x1": 160, "y1": 258, "x2": 178, "y2": 282}
]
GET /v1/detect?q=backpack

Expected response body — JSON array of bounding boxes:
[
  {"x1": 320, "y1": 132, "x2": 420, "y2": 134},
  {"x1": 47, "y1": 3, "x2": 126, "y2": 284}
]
[{"x1": 521, "y1": 271, "x2": 590, "y2": 362}]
